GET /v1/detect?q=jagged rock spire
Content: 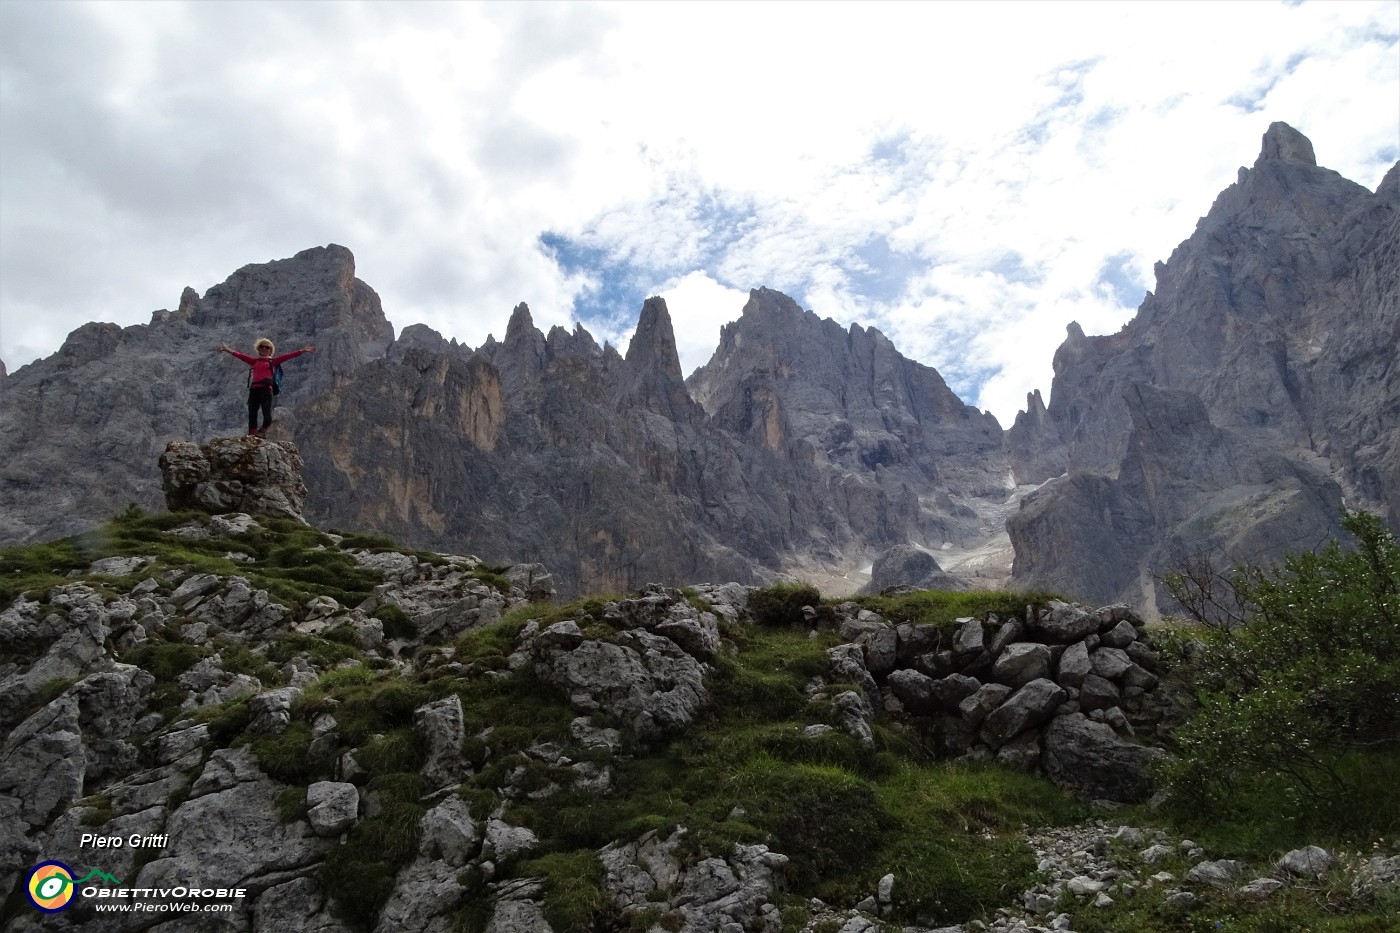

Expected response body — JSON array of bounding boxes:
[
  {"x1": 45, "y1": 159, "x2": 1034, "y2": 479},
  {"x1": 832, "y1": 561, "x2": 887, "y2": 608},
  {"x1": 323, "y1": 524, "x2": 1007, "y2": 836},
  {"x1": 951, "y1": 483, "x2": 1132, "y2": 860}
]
[
  {"x1": 1256, "y1": 121, "x2": 1317, "y2": 166},
  {"x1": 504, "y1": 303, "x2": 542, "y2": 345},
  {"x1": 625, "y1": 296, "x2": 684, "y2": 382}
]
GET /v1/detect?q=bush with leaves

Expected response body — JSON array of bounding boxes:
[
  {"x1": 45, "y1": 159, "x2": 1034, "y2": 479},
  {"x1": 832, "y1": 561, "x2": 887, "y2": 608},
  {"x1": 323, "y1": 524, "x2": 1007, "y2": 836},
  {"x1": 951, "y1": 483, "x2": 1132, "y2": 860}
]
[{"x1": 1162, "y1": 510, "x2": 1400, "y2": 804}]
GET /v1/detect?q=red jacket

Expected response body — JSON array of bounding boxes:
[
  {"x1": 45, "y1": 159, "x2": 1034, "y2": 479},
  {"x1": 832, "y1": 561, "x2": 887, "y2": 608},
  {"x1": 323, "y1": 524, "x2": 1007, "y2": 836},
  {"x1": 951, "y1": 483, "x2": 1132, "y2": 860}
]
[{"x1": 230, "y1": 349, "x2": 307, "y2": 387}]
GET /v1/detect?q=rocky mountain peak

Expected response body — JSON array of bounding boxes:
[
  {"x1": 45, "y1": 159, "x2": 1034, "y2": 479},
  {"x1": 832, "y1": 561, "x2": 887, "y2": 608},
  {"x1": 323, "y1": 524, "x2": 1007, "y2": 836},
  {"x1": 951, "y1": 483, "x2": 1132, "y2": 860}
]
[
  {"x1": 190, "y1": 243, "x2": 393, "y2": 377},
  {"x1": 1378, "y1": 162, "x2": 1400, "y2": 201},
  {"x1": 504, "y1": 302, "x2": 540, "y2": 344},
  {"x1": 1256, "y1": 121, "x2": 1317, "y2": 166},
  {"x1": 619, "y1": 296, "x2": 698, "y2": 422},
  {"x1": 545, "y1": 322, "x2": 603, "y2": 360},
  {"x1": 625, "y1": 296, "x2": 684, "y2": 383},
  {"x1": 745, "y1": 285, "x2": 806, "y2": 319},
  {"x1": 393, "y1": 322, "x2": 457, "y2": 357},
  {"x1": 176, "y1": 286, "x2": 201, "y2": 320},
  {"x1": 1007, "y1": 125, "x2": 1396, "y2": 609}
]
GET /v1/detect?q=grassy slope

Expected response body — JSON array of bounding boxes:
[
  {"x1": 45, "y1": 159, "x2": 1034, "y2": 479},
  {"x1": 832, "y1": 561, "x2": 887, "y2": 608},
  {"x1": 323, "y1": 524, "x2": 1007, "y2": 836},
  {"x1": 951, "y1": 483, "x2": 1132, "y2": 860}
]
[{"x1": 2, "y1": 509, "x2": 1398, "y2": 932}]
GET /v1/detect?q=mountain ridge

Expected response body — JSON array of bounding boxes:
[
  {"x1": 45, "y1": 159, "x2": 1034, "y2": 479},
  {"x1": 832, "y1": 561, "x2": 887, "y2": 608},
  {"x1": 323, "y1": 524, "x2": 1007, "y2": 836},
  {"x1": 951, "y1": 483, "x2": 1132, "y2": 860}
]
[
  {"x1": 1, "y1": 122, "x2": 1394, "y2": 609},
  {"x1": 1005, "y1": 121, "x2": 1398, "y2": 609}
]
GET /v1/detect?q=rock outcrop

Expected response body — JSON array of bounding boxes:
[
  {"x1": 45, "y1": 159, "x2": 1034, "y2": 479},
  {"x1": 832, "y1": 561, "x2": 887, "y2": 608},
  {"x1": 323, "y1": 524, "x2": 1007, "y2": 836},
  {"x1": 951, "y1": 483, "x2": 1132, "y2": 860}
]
[
  {"x1": 861, "y1": 543, "x2": 967, "y2": 594},
  {"x1": 1008, "y1": 123, "x2": 1398, "y2": 607},
  {"x1": 1009, "y1": 382, "x2": 1348, "y2": 608},
  {"x1": 160, "y1": 437, "x2": 310, "y2": 522}
]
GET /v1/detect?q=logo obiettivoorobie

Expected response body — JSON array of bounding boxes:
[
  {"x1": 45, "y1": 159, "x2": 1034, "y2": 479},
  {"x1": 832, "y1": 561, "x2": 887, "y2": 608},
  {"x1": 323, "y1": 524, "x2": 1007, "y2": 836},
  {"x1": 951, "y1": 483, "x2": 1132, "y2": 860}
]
[
  {"x1": 26, "y1": 862, "x2": 76, "y2": 913},
  {"x1": 26, "y1": 862, "x2": 123, "y2": 913}
]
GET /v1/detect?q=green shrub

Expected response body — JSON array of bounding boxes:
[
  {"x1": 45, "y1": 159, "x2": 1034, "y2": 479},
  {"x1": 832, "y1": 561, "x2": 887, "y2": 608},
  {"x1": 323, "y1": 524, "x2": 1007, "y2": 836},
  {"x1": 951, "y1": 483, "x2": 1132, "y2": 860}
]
[
  {"x1": 322, "y1": 798, "x2": 426, "y2": 930},
  {"x1": 249, "y1": 722, "x2": 321, "y2": 784},
  {"x1": 733, "y1": 758, "x2": 896, "y2": 890},
  {"x1": 748, "y1": 582, "x2": 822, "y2": 627},
  {"x1": 512, "y1": 850, "x2": 607, "y2": 931},
  {"x1": 372, "y1": 604, "x2": 417, "y2": 639},
  {"x1": 1162, "y1": 510, "x2": 1400, "y2": 817}
]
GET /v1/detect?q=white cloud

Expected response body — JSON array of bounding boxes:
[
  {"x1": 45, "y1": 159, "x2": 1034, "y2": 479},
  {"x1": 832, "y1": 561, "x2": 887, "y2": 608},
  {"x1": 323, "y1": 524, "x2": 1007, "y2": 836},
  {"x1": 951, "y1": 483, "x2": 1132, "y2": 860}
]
[
  {"x1": 1, "y1": 0, "x2": 1395, "y2": 428},
  {"x1": 651, "y1": 271, "x2": 751, "y2": 374}
]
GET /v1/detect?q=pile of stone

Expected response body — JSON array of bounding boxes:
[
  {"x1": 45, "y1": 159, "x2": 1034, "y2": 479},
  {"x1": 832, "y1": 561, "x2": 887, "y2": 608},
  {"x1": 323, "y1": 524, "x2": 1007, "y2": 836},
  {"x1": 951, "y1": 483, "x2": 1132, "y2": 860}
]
[{"x1": 815, "y1": 599, "x2": 1188, "y2": 802}]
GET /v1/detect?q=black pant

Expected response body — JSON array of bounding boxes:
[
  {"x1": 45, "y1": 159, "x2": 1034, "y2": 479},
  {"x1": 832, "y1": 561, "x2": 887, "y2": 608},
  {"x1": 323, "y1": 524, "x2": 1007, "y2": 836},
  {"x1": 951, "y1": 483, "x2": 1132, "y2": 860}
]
[{"x1": 247, "y1": 387, "x2": 273, "y2": 432}]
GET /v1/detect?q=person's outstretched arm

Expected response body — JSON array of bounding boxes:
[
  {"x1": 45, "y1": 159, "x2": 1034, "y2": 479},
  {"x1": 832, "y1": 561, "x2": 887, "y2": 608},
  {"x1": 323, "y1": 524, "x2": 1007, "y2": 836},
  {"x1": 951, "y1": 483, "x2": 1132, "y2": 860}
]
[
  {"x1": 217, "y1": 344, "x2": 256, "y2": 364},
  {"x1": 272, "y1": 346, "x2": 315, "y2": 365}
]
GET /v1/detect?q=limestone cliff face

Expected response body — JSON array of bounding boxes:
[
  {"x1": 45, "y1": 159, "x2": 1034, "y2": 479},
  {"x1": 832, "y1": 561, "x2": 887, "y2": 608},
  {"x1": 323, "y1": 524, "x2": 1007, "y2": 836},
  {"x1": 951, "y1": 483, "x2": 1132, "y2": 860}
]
[
  {"x1": 1009, "y1": 383, "x2": 1346, "y2": 609},
  {"x1": 689, "y1": 287, "x2": 1010, "y2": 540},
  {"x1": 297, "y1": 290, "x2": 1012, "y2": 596},
  {"x1": 1008, "y1": 123, "x2": 1396, "y2": 606},
  {"x1": 1011, "y1": 123, "x2": 1398, "y2": 494}
]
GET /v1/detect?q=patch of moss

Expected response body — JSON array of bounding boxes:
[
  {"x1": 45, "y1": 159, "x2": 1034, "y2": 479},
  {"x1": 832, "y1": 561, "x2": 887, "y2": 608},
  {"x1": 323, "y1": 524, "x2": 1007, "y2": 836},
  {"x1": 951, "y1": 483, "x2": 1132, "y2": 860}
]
[
  {"x1": 748, "y1": 581, "x2": 822, "y2": 628},
  {"x1": 122, "y1": 642, "x2": 210, "y2": 682},
  {"x1": 469, "y1": 569, "x2": 512, "y2": 596},
  {"x1": 354, "y1": 728, "x2": 425, "y2": 775},
  {"x1": 331, "y1": 530, "x2": 401, "y2": 551},
  {"x1": 0, "y1": 537, "x2": 92, "y2": 606},
  {"x1": 452, "y1": 616, "x2": 530, "y2": 671},
  {"x1": 217, "y1": 645, "x2": 281, "y2": 686},
  {"x1": 265, "y1": 632, "x2": 362, "y2": 668},
  {"x1": 275, "y1": 786, "x2": 308, "y2": 824},
  {"x1": 196, "y1": 697, "x2": 254, "y2": 744},
  {"x1": 77, "y1": 795, "x2": 115, "y2": 827},
  {"x1": 121, "y1": 640, "x2": 212, "y2": 720}
]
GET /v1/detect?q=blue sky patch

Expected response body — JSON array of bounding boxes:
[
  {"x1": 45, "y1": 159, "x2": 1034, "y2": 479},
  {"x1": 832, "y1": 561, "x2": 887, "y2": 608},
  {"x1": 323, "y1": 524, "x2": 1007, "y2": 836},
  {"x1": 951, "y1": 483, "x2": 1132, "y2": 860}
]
[
  {"x1": 538, "y1": 231, "x2": 647, "y2": 333},
  {"x1": 1096, "y1": 250, "x2": 1146, "y2": 308},
  {"x1": 850, "y1": 236, "x2": 925, "y2": 302}
]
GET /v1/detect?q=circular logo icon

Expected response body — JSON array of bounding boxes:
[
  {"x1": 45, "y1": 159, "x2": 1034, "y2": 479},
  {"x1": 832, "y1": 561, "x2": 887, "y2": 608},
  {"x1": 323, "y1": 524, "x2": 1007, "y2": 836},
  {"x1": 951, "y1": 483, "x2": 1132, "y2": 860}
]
[{"x1": 27, "y1": 862, "x2": 76, "y2": 913}]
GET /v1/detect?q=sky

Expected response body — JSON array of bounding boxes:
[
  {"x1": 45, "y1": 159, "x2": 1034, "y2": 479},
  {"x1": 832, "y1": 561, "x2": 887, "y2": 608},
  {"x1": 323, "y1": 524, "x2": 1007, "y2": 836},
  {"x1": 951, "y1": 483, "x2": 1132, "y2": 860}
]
[{"x1": 1, "y1": 1, "x2": 1396, "y2": 426}]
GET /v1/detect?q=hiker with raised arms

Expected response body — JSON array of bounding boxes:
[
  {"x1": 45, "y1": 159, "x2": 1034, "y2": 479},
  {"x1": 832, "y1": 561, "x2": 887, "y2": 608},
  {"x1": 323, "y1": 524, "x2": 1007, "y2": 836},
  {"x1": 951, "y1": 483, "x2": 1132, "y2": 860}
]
[{"x1": 215, "y1": 338, "x2": 315, "y2": 436}]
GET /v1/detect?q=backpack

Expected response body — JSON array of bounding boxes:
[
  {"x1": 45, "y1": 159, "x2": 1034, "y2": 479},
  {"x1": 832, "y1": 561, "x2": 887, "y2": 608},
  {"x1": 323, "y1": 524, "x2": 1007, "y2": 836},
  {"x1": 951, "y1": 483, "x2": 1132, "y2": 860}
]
[{"x1": 248, "y1": 363, "x2": 285, "y2": 395}]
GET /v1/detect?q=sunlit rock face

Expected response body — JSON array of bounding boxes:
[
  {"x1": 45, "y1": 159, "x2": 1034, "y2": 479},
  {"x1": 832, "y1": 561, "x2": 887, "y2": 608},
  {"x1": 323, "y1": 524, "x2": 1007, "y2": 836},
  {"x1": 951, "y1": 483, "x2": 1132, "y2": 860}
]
[{"x1": 1008, "y1": 122, "x2": 1399, "y2": 609}]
